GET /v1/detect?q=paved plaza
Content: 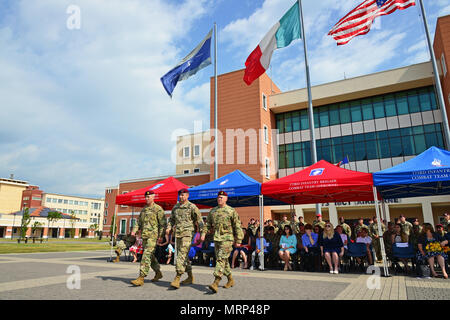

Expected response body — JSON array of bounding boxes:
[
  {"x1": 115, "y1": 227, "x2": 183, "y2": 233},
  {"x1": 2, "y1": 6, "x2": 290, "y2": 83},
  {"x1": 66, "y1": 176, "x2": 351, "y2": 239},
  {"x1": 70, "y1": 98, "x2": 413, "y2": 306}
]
[{"x1": 0, "y1": 250, "x2": 449, "y2": 300}]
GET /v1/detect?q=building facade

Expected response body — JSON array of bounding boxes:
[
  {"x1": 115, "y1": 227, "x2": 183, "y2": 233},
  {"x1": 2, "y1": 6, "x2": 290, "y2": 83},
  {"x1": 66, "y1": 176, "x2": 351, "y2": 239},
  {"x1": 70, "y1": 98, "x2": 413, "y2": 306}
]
[
  {"x1": 0, "y1": 177, "x2": 29, "y2": 215},
  {"x1": 176, "y1": 131, "x2": 211, "y2": 175}
]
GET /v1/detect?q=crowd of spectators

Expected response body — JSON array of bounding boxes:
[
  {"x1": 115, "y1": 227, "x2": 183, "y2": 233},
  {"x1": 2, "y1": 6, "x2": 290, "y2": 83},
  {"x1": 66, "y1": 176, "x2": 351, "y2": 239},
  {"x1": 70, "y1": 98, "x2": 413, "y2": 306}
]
[{"x1": 115, "y1": 212, "x2": 449, "y2": 278}]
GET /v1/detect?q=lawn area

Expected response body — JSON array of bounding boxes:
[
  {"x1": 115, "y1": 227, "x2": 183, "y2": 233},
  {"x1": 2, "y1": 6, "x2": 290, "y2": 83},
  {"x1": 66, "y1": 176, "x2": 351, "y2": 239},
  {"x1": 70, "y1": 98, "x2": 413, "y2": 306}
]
[{"x1": 0, "y1": 238, "x2": 112, "y2": 254}]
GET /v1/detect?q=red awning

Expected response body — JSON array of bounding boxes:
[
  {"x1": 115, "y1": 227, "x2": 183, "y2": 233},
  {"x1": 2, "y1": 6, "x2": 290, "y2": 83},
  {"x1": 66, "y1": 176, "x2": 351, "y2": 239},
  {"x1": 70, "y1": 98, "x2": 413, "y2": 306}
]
[
  {"x1": 261, "y1": 160, "x2": 376, "y2": 204},
  {"x1": 115, "y1": 177, "x2": 188, "y2": 210}
]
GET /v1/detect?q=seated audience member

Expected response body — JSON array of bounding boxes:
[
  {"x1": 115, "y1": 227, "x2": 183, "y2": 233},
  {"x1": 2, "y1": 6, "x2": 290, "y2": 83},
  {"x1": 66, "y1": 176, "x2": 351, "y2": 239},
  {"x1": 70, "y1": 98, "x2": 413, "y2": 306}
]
[
  {"x1": 264, "y1": 226, "x2": 277, "y2": 267},
  {"x1": 232, "y1": 228, "x2": 251, "y2": 269},
  {"x1": 412, "y1": 218, "x2": 423, "y2": 233},
  {"x1": 417, "y1": 223, "x2": 448, "y2": 279},
  {"x1": 159, "y1": 233, "x2": 175, "y2": 265},
  {"x1": 336, "y1": 225, "x2": 348, "y2": 251},
  {"x1": 129, "y1": 235, "x2": 143, "y2": 263},
  {"x1": 320, "y1": 223, "x2": 344, "y2": 274},
  {"x1": 279, "y1": 225, "x2": 297, "y2": 271},
  {"x1": 250, "y1": 229, "x2": 269, "y2": 270},
  {"x1": 391, "y1": 223, "x2": 410, "y2": 273},
  {"x1": 301, "y1": 224, "x2": 320, "y2": 272},
  {"x1": 313, "y1": 225, "x2": 323, "y2": 236},
  {"x1": 356, "y1": 228, "x2": 373, "y2": 266},
  {"x1": 188, "y1": 231, "x2": 203, "y2": 262},
  {"x1": 436, "y1": 224, "x2": 446, "y2": 237},
  {"x1": 383, "y1": 222, "x2": 395, "y2": 260}
]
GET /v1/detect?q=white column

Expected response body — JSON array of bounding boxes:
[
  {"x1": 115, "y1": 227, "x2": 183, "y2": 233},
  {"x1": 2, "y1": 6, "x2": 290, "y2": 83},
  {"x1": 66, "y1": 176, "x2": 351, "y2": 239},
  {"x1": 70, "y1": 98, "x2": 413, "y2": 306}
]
[
  {"x1": 421, "y1": 200, "x2": 435, "y2": 225},
  {"x1": 382, "y1": 201, "x2": 391, "y2": 223},
  {"x1": 328, "y1": 203, "x2": 338, "y2": 226}
]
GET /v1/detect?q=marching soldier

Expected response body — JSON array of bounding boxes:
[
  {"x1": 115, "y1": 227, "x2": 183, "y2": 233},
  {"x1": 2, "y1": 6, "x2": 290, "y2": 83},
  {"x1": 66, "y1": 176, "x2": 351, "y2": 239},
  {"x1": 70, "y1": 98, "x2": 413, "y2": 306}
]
[
  {"x1": 368, "y1": 216, "x2": 386, "y2": 263},
  {"x1": 201, "y1": 191, "x2": 244, "y2": 293},
  {"x1": 166, "y1": 188, "x2": 204, "y2": 289},
  {"x1": 130, "y1": 190, "x2": 166, "y2": 286}
]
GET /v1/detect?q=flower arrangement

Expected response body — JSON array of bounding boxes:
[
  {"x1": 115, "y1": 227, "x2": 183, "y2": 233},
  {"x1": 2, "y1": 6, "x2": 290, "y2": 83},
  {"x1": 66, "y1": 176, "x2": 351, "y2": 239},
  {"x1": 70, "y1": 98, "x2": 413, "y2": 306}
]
[
  {"x1": 425, "y1": 242, "x2": 442, "y2": 252},
  {"x1": 443, "y1": 246, "x2": 449, "y2": 254}
]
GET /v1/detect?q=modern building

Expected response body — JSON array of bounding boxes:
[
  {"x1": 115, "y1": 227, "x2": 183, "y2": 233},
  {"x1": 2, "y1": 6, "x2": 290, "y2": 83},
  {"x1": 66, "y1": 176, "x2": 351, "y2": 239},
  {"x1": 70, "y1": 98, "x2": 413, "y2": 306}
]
[
  {"x1": 41, "y1": 193, "x2": 105, "y2": 231},
  {"x1": 104, "y1": 14, "x2": 450, "y2": 230},
  {"x1": 0, "y1": 177, "x2": 29, "y2": 214},
  {"x1": 176, "y1": 130, "x2": 211, "y2": 175}
]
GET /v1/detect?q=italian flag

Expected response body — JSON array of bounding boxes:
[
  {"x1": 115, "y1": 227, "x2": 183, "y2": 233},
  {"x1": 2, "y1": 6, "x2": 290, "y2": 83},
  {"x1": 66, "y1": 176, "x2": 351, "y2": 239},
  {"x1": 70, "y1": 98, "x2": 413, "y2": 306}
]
[{"x1": 243, "y1": 1, "x2": 301, "y2": 86}]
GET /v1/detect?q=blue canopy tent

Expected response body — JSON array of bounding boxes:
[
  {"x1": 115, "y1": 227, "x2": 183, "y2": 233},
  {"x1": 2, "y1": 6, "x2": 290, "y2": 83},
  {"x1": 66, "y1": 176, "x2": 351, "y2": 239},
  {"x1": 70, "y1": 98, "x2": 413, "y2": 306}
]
[
  {"x1": 373, "y1": 146, "x2": 450, "y2": 199},
  {"x1": 188, "y1": 169, "x2": 287, "y2": 207},
  {"x1": 188, "y1": 170, "x2": 288, "y2": 270}
]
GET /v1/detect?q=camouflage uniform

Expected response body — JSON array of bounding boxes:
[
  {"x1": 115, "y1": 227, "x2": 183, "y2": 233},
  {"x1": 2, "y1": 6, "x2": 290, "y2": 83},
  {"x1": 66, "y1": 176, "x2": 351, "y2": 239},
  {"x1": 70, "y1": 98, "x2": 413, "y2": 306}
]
[
  {"x1": 382, "y1": 229, "x2": 395, "y2": 260},
  {"x1": 369, "y1": 222, "x2": 386, "y2": 261},
  {"x1": 167, "y1": 201, "x2": 204, "y2": 275},
  {"x1": 113, "y1": 234, "x2": 135, "y2": 262},
  {"x1": 312, "y1": 220, "x2": 326, "y2": 230},
  {"x1": 443, "y1": 219, "x2": 449, "y2": 233},
  {"x1": 202, "y1": 205, "x2": 244, "y2": 279},
  {"x1": 248, "y1": 224, "x2": 257, "y2": 237},
  {"x1": 355, "y1": 224, "x2": 369, "y2": 236},
  {"x1": 278, "y1": 220, "x2": 291, "y2": 232},
  {"x1": 339, "y1": 222, "x2": 352, "y2": 239},
  {"x1": 132, "y1": 203, "x2": 166, "y2": 278},
  {"x1": 399, "y1": 220, "x2": 413, "y2": 237}
]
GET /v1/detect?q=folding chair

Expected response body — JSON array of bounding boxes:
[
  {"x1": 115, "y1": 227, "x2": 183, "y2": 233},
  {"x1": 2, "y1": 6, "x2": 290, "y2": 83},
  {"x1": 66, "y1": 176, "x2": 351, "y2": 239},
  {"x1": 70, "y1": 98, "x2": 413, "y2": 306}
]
[
  {"x1": 346, "y1": 242, "x2": 368, "y2": 272},
  {"x1": 392, "y1": 243, "x2": 416, "y2": 275}
]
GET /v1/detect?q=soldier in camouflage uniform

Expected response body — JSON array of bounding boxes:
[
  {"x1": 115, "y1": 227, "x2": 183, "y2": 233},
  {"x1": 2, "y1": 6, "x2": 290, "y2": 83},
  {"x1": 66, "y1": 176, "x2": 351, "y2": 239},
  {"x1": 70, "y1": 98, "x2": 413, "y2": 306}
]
[
  {"x1": 338, "y1": 217, "x2": 352, "y2": 239},
  {"x1": 399, "y1": 215, "x2": 413, "y2": 237},
  {"x1": 112, "y1": 234, "x2": 136, "y2": 262},
  {"x1": 354, "y1": 218, "x2": 369, "y2": 237},
  {"x1": 368, "y1": 216, "x2": 386, "y2": 263},
  {"x1": 166, "y1": 188, "x2": 204, "y2": 289},
  {"x1": 443, "y1": 213, "x2": 449, "y2": 232},
  {"x1": 382, "y1": 222, "x2": 395, "y2": 260},
  {"x1": 248, "y1": 218, "x2": 258, "y2": 237},
  {"x1": 201, "y1": 191, "x2": 244, "y2": 293},
  {"x1": 278, "y1": 214, "x2": 292, "y2": 232},
  {"x1": 130, "y1": 190, "x2": 166, "y2": 286},
  {"x1": 312, "y1": 213, "x2": 326, "y2": 230}
]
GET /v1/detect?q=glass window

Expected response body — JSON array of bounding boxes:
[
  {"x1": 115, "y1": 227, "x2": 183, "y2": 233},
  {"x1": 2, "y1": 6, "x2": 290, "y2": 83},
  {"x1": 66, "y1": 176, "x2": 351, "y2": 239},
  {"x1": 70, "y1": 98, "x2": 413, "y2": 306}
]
[
  {"x1": 424, "y1": 124, "x2": 435, "y2": 133},
  {"x1": 300, "y1": 110, "x2": 309, "y2": 130},
  {"x1": 414, "y1": 135, "x2": 427, "y2": 154},
  {"x1": 384, "y1": 94, "x2": 396, "y2": 117},
  {"x1": 366, "y1": 140, "x2": 378, "y2": 159},
  {"x1": 361, "y1": 98, "x2": 373, "y2": 120},
  {"x1": 350, "y1": 101, "x2": 362, "y2": 122},
  {"x1": 402, "y1": 136, "x2": 415, "y2": 156},
  {"x1": 64, "y1": 200, "x2": 68, "y2": 204},
  {"x1": 342, "y1": 143, "x2": 355, "y2": 162},
  {"x1": 339, "y1": 103, "x2": 351, "y2": 124},
  {"x1": 69, "y1": 200, "x2": 73, "y2": 205},
  {"x1": 430, "y1": 91, "x2": 437, "y2": 110},
  {"x1": 58, "y1": 199, "x2": 63, "y2": 203},
  {"x1": 407, "y1": 91, "x2": 420, "y2": 113},
  {"x1": 388, "y1": 129, "x2": 401, "y2": 138},
  {"x1": 74, "y1": 201, "x2": 79, "y2": 205},
  {"x1": 418, "y1": 88, "x2": 431, "y2": 111},
  {"x1": 390, "y1": 137, "x2": 403, "y2": 157},
  {"x1": 396, "y1": 92, "x2": 408, "y2": 115},
  {"x1": 284, "y1": 113, "x2": 292, "y2": 132},
  {"x1": 52, "y1": 198, "x2": 57, "y2": 203},
  {"x1": 425, "y1": 132, "x2": 438, "y2": 148},
  {"x1": 319, "y1": 106, "x2": 329, "y2": 127},
  {"x1": 302, "y1": 142, "x2": 312, "y2": 167},
  {"x1": 279, "y1": 145, "x2": 286, "y2": 169},
  {"x1": 329, "y1": 104, "x2": 340, "y2": 126},
  {"x1": 413, "y1": 126, "x2": 424, "y2": 135},
  {"x1": 313, "y1": 109, "x2": 319, "y2": 128},
  {"x1": 194, "y1": 145, "x2": 200, "y2": 157},
  {"x1": 294, "y1": 148, "x2": 302, "y2": 167},
  {"x1": 47, "y1": 198, "x2": 51, "y2": 203},
  {"x1": 291, "y1": 111, "x2": 300, "y2": 131},
  {"x1": 277, "y1": 114, "x2": 285, "y2": 134},
  {"x1": 373, "y1": 97, "x2": 385, "y2": 119},
  {"x1": 354, "y1": 142, "x2": 367, "y2": 161},
  {"x1": 378, "y1": 139, "x2": 390, "y2": 158}
]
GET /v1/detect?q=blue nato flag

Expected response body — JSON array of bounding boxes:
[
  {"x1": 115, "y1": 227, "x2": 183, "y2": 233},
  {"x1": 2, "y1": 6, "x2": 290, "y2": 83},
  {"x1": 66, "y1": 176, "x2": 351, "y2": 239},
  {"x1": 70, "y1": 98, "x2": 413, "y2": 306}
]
[{"x1": 160, "y1": 29, "x2": 212, "y2": 97}]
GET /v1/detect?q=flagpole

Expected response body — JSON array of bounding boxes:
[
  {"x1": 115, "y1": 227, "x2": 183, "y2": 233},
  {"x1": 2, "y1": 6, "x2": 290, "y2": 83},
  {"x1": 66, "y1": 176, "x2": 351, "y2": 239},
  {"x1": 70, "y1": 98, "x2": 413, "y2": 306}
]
[
  {"x1": 418, "y1": 0, "x2": 450, "y2": 150},
  {"x1": 214, "y1": 22, "x2": 219, "y2": 179},
  {"x1": 298, "y1": 0, "x2": 321, "y2": 215}
]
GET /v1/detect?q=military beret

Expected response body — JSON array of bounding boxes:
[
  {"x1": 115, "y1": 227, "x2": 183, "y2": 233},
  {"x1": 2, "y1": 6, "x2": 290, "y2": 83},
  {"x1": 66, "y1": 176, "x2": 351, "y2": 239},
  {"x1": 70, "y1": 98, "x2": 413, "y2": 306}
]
[
  {"x1": 218, "y1": 191, "x2": 228, "y2": 197},
  {"x1": 178, "y1": 188, "x2": 189, "y2": 194},
  {"x1": 436, "y1": 224, "x2": 444, "y2": 228},
  {"x1": 144, "y1": 190, "x2": 155, "y2": 196}
]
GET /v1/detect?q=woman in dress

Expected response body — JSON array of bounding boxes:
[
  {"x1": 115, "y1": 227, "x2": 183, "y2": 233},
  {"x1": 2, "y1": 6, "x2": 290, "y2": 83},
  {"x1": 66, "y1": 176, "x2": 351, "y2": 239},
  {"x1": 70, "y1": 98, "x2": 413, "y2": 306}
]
[
  {"x1": 279, "y1": 225, "x2": 297, "y2": 271},
  {"x1": 320, "y1": 223, "x2": 344, "y2": 274},
  {"x1": 417, "y1": 223, "x2": 448, "y2": 279}
]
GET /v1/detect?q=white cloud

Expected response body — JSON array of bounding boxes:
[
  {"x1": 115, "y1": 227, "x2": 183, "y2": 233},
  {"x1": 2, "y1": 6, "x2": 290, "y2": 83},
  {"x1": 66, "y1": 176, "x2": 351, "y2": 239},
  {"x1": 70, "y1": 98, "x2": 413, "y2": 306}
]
[{"x1": 0, "y1": 0, "x2": 211, "y2": 197}]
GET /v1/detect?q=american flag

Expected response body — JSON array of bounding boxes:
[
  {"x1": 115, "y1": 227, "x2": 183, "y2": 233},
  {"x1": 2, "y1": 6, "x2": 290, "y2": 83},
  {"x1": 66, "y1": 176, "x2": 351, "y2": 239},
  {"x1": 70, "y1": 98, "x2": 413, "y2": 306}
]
[{"x1": 328, "y1": 0, "x2": 416, "y2": 45}]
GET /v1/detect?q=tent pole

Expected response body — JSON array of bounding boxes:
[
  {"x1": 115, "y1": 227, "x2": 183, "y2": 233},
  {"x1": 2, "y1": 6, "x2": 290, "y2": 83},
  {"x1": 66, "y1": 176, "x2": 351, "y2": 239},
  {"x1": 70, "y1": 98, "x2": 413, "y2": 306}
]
[
  {"x1": 373, "y1": 186, "x2": 390, "y2": 277},
  {"x1": 259, "y1": 195, "x2": 264, "y2": 270}
]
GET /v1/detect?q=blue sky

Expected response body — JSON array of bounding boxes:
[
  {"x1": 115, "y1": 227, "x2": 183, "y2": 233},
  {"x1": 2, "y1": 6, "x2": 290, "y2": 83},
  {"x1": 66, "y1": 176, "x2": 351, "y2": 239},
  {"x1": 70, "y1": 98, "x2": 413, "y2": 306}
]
[{"x1": 0, "y1": 0, "x2": 449, "y2": 198}]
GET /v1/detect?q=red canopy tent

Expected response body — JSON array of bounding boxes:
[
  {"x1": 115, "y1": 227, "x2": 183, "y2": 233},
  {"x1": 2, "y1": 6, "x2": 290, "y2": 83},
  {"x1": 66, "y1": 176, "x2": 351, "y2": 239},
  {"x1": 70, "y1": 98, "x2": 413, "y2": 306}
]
[
  {"x1": 115, "y1": 176, "x2": 188, "y2": 210},
  {"x1": 261, "y1": 160, "x2": 377, "y2": 204}
]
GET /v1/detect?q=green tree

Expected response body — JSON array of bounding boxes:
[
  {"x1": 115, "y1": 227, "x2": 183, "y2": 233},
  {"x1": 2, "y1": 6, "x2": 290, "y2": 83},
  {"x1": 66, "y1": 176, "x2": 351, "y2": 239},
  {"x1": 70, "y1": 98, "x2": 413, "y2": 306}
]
[
  {"x1": 69, "y1": 211, "x2": 77, "y2": 238},
  {"x1": 20, "y1": 208, "x2": 31, "y2": 239},
  {"x1": 89, "y1": 223, "x2": 99, "y2": 237},
  {"x1": 47, "y1": 211, "x2": 62, "y2": 238},
  {"x1": 110, "y1": 214, "x2": 118, "y2": 240},
  {"x1": 31, "y1": 221, "x2": 43, "y2": 242}
]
